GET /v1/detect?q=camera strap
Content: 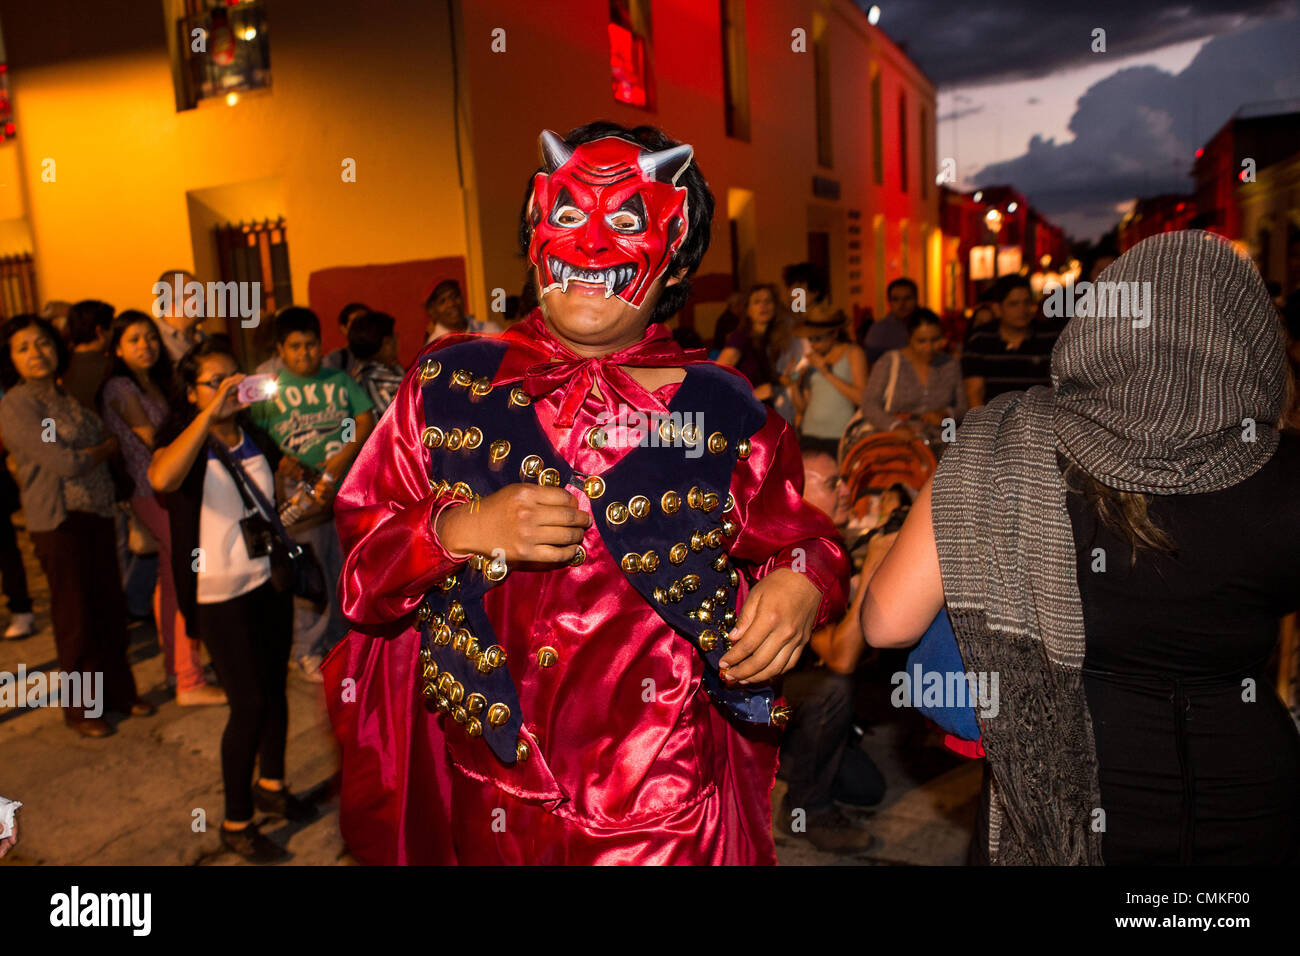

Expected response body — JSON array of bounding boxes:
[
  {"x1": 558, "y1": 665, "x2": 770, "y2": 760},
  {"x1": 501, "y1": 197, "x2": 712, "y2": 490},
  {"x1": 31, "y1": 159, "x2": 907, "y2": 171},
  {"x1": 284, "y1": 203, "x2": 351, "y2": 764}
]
[{"x1": 207, "y1": 434, "x2": 303, "y2": 558}]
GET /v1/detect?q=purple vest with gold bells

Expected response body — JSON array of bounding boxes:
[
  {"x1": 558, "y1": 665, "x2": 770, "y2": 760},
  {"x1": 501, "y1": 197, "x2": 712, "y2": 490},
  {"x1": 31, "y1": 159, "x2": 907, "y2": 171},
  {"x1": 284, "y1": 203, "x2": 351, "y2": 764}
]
[{"x1": 413, "y1": 338, "x2": 783, "y2": 767}]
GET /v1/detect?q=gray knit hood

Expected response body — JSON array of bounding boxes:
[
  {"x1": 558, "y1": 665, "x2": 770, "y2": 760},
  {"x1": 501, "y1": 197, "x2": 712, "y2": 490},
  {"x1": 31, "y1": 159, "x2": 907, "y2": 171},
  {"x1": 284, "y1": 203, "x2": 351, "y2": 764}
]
[{"x1": 1051, "y1": 229, "x2": 1288, "y2": 495}]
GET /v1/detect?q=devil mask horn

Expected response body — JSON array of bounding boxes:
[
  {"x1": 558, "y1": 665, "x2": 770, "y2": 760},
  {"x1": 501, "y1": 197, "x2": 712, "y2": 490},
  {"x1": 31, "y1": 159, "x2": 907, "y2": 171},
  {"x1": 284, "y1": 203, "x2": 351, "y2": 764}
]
[
  {"x1": 638, "y1": 143, "x2": 694, "y2": 184},
  {"x1": 538, "y1": 130, "x2": 573, "y2": 173}
]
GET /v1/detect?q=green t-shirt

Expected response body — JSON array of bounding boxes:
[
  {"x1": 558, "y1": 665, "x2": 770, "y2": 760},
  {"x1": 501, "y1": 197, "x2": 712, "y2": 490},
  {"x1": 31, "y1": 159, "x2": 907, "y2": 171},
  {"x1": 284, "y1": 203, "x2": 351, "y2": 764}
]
[{"x1": 251, "y1": 366, "x2": 374, "y2": 475}]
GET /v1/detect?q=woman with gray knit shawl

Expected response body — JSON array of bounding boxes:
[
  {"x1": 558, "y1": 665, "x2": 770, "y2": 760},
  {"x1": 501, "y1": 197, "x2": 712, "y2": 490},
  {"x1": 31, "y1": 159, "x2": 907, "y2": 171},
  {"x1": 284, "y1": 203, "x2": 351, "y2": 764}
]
[{"x1": 862, "y1": 230, "x2": 1300, "y2": 864}]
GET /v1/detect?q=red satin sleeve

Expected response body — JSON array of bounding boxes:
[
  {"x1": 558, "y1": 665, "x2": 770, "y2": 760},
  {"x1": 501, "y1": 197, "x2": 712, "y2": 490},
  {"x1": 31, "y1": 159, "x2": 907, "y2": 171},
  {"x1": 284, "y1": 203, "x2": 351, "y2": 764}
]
[
  {"x1": 726, "y1": 408, "x2": 850, "y2": 630},
  {"x1": 334, "y1": 346, "x2": 469, "y2": 629}
]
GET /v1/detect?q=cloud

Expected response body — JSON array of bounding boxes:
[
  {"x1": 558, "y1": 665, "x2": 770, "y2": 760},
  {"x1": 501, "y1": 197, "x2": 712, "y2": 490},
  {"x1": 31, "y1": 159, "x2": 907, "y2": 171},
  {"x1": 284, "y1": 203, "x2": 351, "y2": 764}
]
[
  {"x1": 970, "y1": 16, "x2": 1300, "y2": 239},
  {"x1": 938, "y1": 104, "x2": 986, "y2": 122},
  {"x1": 864, "y1": 0, "x2": 1297, "y2": 86}
]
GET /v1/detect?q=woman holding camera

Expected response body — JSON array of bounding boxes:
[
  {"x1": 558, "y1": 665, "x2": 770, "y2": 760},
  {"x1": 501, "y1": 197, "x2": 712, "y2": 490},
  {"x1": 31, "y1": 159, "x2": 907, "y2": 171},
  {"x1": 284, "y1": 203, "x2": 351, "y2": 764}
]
[{"x1": 149, "y1": 337, "x2": 316, "y2": 863}]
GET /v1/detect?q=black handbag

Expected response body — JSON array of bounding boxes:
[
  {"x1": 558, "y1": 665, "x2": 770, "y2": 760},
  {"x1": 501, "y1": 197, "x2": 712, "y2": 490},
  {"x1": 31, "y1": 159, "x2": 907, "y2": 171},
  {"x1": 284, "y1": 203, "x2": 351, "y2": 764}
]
[{"x1": 208, "y1": 436, "x2": 329, "y2": 610}]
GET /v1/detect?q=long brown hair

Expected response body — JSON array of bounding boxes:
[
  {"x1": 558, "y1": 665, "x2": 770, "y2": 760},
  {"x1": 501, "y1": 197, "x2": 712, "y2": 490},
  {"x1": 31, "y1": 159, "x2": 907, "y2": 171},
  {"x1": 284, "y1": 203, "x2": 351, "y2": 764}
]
[{"x1": 1063, "y1": 462, "x2": 1175, "y2": 564}]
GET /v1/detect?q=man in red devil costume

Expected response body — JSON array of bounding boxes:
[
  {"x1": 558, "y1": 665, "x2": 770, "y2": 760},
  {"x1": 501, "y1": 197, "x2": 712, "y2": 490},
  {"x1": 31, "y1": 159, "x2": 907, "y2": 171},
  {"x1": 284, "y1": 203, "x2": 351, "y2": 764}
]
[{"x1": 324, "y1": 121, "x2": 849, "y2": 865}]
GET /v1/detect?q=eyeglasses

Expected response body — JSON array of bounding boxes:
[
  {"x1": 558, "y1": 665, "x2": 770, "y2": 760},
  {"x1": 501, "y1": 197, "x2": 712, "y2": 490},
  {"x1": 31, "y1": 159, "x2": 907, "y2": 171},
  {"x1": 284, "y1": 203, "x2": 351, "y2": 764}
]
[{"x1": 195, "y1": 373, "x2": 234, "y2": 390}]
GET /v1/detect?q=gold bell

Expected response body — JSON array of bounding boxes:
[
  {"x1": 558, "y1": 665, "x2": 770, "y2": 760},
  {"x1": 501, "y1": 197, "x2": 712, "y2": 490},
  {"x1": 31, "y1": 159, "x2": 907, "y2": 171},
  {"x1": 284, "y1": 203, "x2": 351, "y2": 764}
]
[
  {"x1": 463, "y1": 427, "x2": 483, "y2": 450},
  {"x1": 452, "y1": 705, "x2": 468, "y2": 725},
  {"x1": 470, "y1": 376, "x2": 493, "y2": 398},
  {"x1": 583, "y1": 475, "x2": 606, "y2": 499},
  {"x1": 724, "y1": 493, "x2": 735, "y2": 512},
  {"x1": 681, "y1": 422, "x2": 701, "y2": 446},
  {"x1": 712, "y1": 553, "x2": 729, "y2": 572},
  {"x1": 437, "y1": 696, "x2": 451, "y2": 714},
  {"x1": 516, "y1": 739, "x2": 531, "y2": 762},
  {"x1": 447, "y1": 681, "x2": 465, "y2": 705},
  {"x1": 538, "y1": 468, "x2": 561, "y2": 487},
  {"x1": 723, "y1": 610, "x2": 737, "y2": 628},
  {"x1": 433, "y1": 623, "x2": 453, "y2": 645},
  {"x1": 669, "y1": 543, "x2": 689, "y2": 565},
  {"x1": 628, "y1": 495, "x2": 651, "y2": 519},
  {"x1": 489, "y1": 440, "x2": 511, "y2": 464},
  {"x1": 485, "y1": 555, "x2": 508, "y2": 582},
  {"x1": 606, "y1": 502, "x2": 629, "y2": 526},
  {"x1": 728, "y1": 568, "x2": 740, "y2": 587},
  {"x1": 419, "y1": 646, "x2": 433, "y2": 664},
  {"x1": 439, "y1": 573, "x2": 459, "y2": 591},
  {"x1": 445, "y1": 428, "x2": 464, "y2": 451},
  {"x1": 465, "y1": 717, "x2": 483, "y2": 738},
  {"x1": 714, "y1": 586, "x2": 729, "y2": 603},
  {"x1": 706, "y1": 529, "x2": 724, "y2": 549},
  {"x1": 569, "y1": 545, "x2": 587, "y2": 566},
  {"x1": 697, "y1": 605, "x2": 713, "y2": 623},
  {"x1": 770, "y1": 704, "x2": 793, "y2": 728},
  {"x1": 707, "y1": 432, "x2": 728, "y2": 455},
  {"x1": 482, "y1": 645, "x2": 507, "y2": 668},
  {"x1": 721, "y1": 517, "x2": 738, "y2": 537},
  {"x1": 520, "y1": 455, "x2": 543, "y2": 480},
  {"x1": 667, "y1": 582, "x2": 683, "y2": 602},
  {"x1": 419, "y1": 359, "x2": 442, "y2": 382},
  {"x1": 652, "y1": 586, "x2": 668, "y2": 603},
  {"x1": 702, "y1": 492, "x2": 719, "y2": 513},
  {"x1": 687, "y1": 486, "x2": 705, "y2": 510},
  {"x1": 681, "y1": 573, "x2": 701, "y2": 592},
  {"x1": 421, "y1": 426, "x2": 445, "y2": 449},
  {"x1": 537, "y1": 646, "x2": 558, "y2": 668},
  {"x1": 640, "y1": 550, "x2": 660, "y2": 573},
  {"x1": 447, "y1": 601, "x2": 466, "y2": 625},
  {"x1": 466, "y1": 693, "x2": 486, "y2": 715},
  {"x1": 422, "y1": 661, "x2": 438, "y2": 681},
  {"x1": 421, "y1": 681, "x2": 437, "y2": 699},
  {"x1": 451, "y1": 481, "x2": 474, "y2": 499},
  {"x1": 464, "y1": 637, "x2": 481, "y2": 661},
  {"x1": 452, "y1": 628, "x2": 470, "y2": 653},
  {"x1": 450, "y1": 369, "x2": 473, "y2": 388},
  {"x1": 509, "y1": 387, "x2": 532, "y2": 407},
  {"x1": 661, "y1": 490, "x2": 682, "y2": 514},
  {"x1": 487, "y1": 703, "x2": 511, "y2": 727},
  {"x1": 585, "y1": 426, "x2": 608, "y2": 450},
  {"x1": 699, "y1": 629, "x2": 718, "y2": 652},
  {"x1": 736, "y1": 438, "x2": 752, "y2": 459},
  {"x1": 417, "y1": 602, "x2": 434, "y2": 623},
  {"x1": 690, "y1": 531, "x2": 706, "y2": 552},
  {"x1": 621, "y1": 552, "x2": 642, "y2": 574},
  {"x1": 658, "y1": 419, "x2": 678, "y2": 444}
]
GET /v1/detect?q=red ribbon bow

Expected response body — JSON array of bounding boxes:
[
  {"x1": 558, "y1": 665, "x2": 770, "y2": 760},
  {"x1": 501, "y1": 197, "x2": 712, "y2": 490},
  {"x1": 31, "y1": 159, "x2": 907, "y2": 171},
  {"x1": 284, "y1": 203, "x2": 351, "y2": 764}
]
[{"x1": 494, "y1": 311, "x2": 710, "y2": 428}]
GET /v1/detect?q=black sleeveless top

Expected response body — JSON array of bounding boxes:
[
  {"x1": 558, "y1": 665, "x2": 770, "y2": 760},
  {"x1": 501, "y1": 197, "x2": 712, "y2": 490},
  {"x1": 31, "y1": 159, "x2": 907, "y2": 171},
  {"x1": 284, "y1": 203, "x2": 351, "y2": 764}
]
[{"x1": 1065, "y1": 432, "x2": 1300, "y2": 864}]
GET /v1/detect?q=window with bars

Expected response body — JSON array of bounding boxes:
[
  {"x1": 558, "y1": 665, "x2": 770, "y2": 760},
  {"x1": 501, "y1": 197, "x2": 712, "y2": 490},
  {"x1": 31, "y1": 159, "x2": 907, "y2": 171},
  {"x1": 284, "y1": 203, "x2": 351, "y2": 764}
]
[
  {"x1": 609, "y1": 0, "x2": 653, "y2": 109},
  {"x1": 214, "y1": 219, "x2": 291, "y2": 369},
  {"x1": 0, "y1": 254, "x2": 37, "y2": 320}
]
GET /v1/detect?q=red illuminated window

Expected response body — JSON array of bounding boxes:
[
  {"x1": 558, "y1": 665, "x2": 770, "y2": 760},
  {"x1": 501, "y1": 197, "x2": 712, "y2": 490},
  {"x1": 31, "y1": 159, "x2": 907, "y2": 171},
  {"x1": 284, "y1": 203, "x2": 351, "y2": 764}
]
[{"x1": 610, "y1": 0, "x2": 652, "y2": 109}]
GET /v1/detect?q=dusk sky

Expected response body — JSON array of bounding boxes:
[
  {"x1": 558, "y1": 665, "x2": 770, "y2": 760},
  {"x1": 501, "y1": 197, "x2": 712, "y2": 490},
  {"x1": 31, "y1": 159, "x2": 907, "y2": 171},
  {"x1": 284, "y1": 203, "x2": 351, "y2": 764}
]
[{"x1": 862, "y1": 0, "x2": 1300, "y2": 240}]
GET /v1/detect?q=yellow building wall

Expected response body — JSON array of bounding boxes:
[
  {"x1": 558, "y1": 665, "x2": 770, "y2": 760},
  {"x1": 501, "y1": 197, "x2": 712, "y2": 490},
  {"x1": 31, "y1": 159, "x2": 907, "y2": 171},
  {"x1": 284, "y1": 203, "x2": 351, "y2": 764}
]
[{"x1": 0, "y1": 0, "x2": 468, "y2": 315}]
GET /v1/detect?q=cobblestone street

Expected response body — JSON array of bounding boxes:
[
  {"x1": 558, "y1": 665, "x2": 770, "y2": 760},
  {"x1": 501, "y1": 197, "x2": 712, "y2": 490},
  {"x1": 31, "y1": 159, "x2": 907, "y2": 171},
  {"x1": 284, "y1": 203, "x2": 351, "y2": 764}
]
[{"x1": 0, "y1": 517, "x2": 979, "y2": 867}]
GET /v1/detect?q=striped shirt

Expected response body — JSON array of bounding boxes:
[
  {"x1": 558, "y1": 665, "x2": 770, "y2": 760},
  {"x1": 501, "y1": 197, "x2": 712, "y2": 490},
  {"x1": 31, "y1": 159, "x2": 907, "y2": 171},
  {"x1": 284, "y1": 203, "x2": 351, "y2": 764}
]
[{"x1": 960, "y1": 323, "x2": 1058, "y2": 402}]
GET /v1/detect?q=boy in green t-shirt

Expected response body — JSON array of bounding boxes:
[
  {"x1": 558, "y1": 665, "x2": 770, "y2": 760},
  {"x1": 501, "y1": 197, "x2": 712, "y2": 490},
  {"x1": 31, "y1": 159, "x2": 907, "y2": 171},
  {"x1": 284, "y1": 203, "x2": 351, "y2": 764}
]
[{"x1": 251, "y1": 307, "x2": 376, "y2": 680}]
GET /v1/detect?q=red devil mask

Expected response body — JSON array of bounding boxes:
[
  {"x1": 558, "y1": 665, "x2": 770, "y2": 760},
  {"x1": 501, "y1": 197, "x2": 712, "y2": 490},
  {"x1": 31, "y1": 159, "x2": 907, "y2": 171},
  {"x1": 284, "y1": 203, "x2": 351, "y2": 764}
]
[{"x1": 527, "y1": 130, "x2": 693, "y2": 310}]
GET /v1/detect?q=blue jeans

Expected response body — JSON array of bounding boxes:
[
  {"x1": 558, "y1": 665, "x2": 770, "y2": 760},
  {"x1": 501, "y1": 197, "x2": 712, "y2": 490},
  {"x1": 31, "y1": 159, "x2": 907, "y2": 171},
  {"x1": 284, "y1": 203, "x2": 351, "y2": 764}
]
[{"x1": 289, "y1": 518, "x2": 348, "y2": 661}]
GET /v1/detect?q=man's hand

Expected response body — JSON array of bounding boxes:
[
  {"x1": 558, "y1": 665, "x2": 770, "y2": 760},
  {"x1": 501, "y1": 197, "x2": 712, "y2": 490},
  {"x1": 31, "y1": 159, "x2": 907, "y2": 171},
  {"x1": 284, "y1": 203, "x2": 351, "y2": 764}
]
[
  {"x1": 719, "y1": 567, "x2": 823, "y2": 685},
  {"x1": 435, "y1": 483, "x2": 591, "y2": 563}
]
